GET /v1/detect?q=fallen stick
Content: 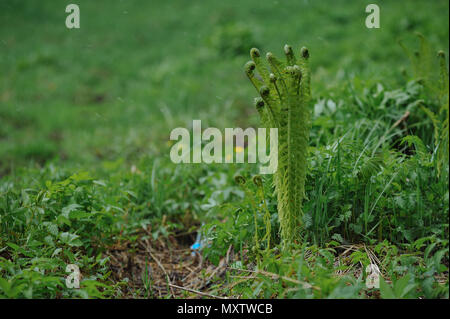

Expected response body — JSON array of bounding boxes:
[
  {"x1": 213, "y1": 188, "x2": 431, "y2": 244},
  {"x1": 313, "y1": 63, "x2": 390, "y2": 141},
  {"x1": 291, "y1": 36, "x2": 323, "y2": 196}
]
[
  {"x1": 228, "y1": 267, "x2": 320, "y2": 291},
  {"x1": 167, "y1": 283, "x2": 227, "y2": 299},
  {"x1": 144, "y1": 238, "x2": 175, "y2": 296},
  {"x1": 391, "y1": 110, "x2": 410, "y2": 129}
]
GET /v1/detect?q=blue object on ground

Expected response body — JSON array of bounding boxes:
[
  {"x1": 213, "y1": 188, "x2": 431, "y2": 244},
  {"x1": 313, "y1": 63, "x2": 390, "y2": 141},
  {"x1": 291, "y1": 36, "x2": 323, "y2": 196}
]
[{"x1": 190, "y1": 229, "x2": 204, "y2": 256}]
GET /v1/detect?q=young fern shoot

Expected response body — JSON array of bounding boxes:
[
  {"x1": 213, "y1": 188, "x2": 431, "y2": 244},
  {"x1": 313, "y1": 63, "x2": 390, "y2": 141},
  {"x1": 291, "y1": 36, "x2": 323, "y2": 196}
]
[{"x1": 245, "y1": 44, "x2": 311, "y2": 247}]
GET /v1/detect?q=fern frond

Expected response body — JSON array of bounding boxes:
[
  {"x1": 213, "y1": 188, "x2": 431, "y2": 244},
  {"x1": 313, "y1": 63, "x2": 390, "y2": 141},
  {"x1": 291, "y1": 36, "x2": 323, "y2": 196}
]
[{"x1": 244, "y1": 44, "x2": 312, "y2": 247}]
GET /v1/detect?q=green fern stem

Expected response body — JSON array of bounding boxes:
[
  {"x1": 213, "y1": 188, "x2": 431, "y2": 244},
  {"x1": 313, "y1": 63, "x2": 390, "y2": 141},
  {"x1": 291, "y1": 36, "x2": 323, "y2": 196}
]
[{"x1": 244, "y1": 44, "x2": 311, "y2": 247}]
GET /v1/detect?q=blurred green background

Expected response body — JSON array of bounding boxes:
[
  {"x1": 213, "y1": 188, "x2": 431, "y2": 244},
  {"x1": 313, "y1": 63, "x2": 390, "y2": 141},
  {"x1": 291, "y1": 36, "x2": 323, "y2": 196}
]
[{"x1": 0, "y1": 0, "x2": 448, "y2": 174}]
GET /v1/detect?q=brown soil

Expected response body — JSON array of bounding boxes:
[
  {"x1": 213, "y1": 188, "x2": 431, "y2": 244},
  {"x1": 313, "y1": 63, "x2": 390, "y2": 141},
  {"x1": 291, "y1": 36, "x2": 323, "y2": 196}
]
[{"x1": 106, "y1": 229, "x2": 234, "y2": 299}]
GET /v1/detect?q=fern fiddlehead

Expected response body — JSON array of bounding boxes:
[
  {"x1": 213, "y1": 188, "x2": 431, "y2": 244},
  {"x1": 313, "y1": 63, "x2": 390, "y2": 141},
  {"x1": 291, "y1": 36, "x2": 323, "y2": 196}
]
[{"x1": 245, "y1": 44, "x2": 312, "y2": 247}]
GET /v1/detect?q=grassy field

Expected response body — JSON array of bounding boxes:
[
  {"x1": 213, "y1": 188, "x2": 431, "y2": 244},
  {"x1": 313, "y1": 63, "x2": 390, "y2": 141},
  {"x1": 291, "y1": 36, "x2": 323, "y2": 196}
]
[{"x1": 0, "y1": 0, "x2": 448, "y2": 298}]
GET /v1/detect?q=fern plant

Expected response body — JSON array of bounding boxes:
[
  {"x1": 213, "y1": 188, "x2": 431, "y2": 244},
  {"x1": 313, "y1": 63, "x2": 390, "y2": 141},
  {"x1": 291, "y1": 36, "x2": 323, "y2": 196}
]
[
  {"x1": 400, "y1": 34, "x2": 449, "y2": 179},
  {"x1": 244, "y1": 44, "x2": 311, "y2": 247},
  {"x1": 235, "y1": 175, "x2": 273, "y2": 254}
]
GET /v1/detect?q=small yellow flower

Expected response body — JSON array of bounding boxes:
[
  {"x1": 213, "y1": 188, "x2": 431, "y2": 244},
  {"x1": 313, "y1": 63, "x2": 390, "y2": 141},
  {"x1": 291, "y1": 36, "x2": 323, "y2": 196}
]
[
  {"x1": 225, "y1": 154, "x2": 232, "y2": 161},
  {"x1": 235, "y1": 146, "x2": 244, "y2": 153}
]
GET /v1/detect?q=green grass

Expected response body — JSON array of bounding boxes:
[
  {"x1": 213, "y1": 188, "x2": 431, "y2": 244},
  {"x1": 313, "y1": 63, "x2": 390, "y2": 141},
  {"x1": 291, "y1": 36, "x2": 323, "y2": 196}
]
[{"x1": 0, "y1": 0, "x2": 448, "y2": 298}]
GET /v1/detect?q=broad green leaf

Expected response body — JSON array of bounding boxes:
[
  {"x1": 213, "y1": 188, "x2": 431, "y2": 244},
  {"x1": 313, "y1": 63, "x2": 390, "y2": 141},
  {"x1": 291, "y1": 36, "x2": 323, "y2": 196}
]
[{"x1": 379, "y1": 277, "x2": 396, "y2": 299}]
